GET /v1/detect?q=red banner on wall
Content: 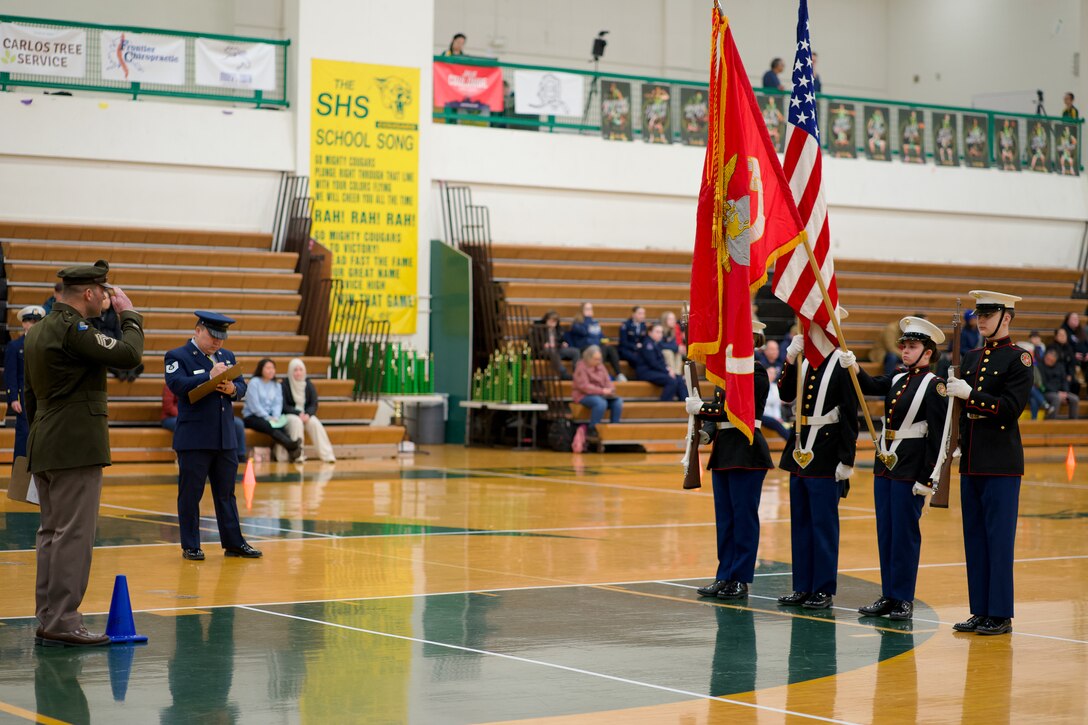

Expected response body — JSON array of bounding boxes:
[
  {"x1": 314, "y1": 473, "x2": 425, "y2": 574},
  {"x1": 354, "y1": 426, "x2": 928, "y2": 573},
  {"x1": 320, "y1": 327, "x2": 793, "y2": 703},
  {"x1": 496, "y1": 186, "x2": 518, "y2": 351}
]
[{"x1": 433, "y1": 62, "x2": 504, "y2": 111}]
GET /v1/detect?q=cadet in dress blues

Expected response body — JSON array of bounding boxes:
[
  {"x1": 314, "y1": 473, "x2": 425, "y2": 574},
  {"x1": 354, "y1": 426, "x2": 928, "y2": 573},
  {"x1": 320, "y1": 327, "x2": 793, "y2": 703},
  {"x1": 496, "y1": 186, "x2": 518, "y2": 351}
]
[
  {"x1": 164, "y1": 311, "x2": 260, "y2": 561},
  {"x1": 687, "y1": 320, "x2": 775, "y2": 601},
  {"x1": 841, "y1": 316, "x2": 949, "y2": 621},
  {"x1": 5, "y1": 305, "x2": 45, "y2": 461},
  {"x1": 946, "y1": 291, "x2": 1033, "y2": 636},
  {"x1": 776, "y1": 309, "x2": 859, "y2": 610}
]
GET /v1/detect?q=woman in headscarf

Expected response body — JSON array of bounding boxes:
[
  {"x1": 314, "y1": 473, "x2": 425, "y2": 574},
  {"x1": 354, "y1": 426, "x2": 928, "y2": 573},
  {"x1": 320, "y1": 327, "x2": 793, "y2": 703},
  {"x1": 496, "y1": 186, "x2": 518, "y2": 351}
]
[{"x1": 281, "y1": 358, "x2": 336, "y2": 463}]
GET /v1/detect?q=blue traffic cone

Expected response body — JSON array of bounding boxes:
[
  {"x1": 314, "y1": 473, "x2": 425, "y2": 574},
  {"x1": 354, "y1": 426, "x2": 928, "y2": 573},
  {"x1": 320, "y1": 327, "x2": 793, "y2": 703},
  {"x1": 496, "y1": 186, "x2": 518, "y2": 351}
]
[{"x1": 105, "y1": 574, "x2": 148, "y2": 644}]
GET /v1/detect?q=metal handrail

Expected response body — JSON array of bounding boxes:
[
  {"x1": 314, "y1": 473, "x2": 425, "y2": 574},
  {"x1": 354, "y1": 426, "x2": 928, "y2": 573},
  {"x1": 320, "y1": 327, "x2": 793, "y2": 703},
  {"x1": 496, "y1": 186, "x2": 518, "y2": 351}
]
[{"x1": 0, "y1": 14, "x2": 290, "y2": 107}]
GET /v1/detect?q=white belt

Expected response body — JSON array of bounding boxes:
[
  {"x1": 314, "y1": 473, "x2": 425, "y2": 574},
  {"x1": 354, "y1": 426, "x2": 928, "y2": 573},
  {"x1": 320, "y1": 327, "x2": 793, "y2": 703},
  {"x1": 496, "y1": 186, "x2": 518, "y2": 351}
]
[
  {"x1": 717, "y1": 420, "x2": 761, "y2": 430},
  {"x1": 800, "y1": 407, "x2": 840, "y2": 427},
  {"x1": 884, "y1": 421, "x2": 927, "y2": 441}
]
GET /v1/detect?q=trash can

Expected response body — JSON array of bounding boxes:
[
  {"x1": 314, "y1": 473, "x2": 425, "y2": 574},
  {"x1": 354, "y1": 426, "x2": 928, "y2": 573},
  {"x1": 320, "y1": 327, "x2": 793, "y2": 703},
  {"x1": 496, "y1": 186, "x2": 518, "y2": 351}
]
[{"x1": 404, "y1": 401, "x2": 445, "y2": 445}]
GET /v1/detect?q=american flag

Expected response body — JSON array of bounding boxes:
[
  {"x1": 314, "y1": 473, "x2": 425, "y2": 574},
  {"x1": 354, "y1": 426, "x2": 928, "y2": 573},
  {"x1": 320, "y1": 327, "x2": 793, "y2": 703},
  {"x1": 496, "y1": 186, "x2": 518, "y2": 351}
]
[{"x1": 771, "y1": 0, "x2": 841, "y2": 365}]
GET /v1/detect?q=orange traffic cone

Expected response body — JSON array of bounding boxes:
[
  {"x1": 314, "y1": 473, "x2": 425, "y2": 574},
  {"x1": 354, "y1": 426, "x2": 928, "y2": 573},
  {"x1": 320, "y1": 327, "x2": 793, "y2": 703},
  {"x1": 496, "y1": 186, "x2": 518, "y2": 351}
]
[
  {"x1": 1066, "y1": 445, "x2": 1076, "y2": 483},
  {"x1": 243, "y1": 457, "x2": 257, "y2": 510}
]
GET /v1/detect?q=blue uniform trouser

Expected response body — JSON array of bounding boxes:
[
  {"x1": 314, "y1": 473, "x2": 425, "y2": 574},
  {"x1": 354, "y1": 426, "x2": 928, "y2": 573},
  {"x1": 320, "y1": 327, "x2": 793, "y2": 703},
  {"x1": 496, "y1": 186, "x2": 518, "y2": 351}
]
[
  {"x1": 638, "y1": 371, "x2": 683, "y2": 400},
  {"x1": 12, "y1": 412, "x2": 28, "y2": 459},
  {"x1": 789, "y1": 474, "x2": 841, "y2": 595},
  {"x1": 711, "y1": 468, "x2": 767, "y2": 583},
  {"x1": 176, "y1": 449, "x2": 245, "y2": 552},
  {"x1": 873, "y1": 475, "x2": 925, "y2": 601},
  {"x1": 961, "y1": 474, "x2": 1021, "y2": 618}
]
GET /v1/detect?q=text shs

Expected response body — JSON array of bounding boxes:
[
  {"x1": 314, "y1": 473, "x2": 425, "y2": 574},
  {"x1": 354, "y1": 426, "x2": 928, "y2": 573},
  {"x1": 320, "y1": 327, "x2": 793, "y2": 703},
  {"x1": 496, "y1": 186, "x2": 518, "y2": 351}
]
[{"x1": 316, "y1": 92, "x2": 370, "y2": 119}]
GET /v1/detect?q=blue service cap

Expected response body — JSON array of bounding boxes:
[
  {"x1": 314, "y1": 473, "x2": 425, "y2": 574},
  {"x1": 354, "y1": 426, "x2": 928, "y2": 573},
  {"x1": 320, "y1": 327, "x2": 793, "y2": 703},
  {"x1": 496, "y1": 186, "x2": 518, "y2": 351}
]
[{"x1": 194, "y1": 310, "x2": 235, "y2": 340}]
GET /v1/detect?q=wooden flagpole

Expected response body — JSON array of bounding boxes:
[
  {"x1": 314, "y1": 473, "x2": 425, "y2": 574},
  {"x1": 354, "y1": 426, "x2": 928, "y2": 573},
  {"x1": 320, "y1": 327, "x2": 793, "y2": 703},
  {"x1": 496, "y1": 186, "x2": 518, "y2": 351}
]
[{"x1": 798, "y1": 235, "x2": 881, "y2": 448}]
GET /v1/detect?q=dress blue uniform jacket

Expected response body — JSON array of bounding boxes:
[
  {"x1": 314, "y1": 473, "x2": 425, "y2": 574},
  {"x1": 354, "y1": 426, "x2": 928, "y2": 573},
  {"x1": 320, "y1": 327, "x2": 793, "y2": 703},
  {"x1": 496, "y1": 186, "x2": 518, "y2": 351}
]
[
  {"x1": 164, "y1": 340, "x2": 247, "y2": 451},
  {"x1": 857, "y1": 365, "x2": 948, "y2": 484},
  {"x1": 618, "y1": 319, "x2": 646, "y2": 360},
  {"x1": 778, "y1": 353, "x2": 859, "y2": 477},
  {"x1": 4, "y1": 337, "x2": 25, "y2": 409},
  {"x1": 636, "y1": 339, "x2": 670, "y2": 377},
  {"x1": 957, "y1": 336, "x2": 1033, "y2": 476}
]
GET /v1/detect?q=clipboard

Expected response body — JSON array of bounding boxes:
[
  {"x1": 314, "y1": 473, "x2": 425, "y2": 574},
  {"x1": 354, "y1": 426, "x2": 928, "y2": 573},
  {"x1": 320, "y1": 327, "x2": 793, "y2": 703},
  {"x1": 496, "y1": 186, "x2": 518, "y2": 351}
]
[
  {"x1": 188, "y1": 367, "x2": 235, "y2": 404},
  {"x1": 7, "y1": 456, "x2": 39, "y2": 506}
]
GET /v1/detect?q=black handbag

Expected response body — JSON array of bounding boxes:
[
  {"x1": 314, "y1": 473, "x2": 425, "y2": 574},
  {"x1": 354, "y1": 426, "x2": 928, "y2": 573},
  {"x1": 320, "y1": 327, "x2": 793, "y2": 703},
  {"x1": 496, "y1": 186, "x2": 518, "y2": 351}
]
[{"x1": 547, "y1": 418, "x2": 574, "y2": 452}]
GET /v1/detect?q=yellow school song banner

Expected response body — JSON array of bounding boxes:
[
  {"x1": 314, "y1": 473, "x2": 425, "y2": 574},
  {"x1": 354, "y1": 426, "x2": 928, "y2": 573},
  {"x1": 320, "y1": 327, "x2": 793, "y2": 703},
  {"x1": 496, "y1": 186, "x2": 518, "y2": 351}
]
[{"x1": 310, "y1": 59, "x2": 419, "y2": 334}]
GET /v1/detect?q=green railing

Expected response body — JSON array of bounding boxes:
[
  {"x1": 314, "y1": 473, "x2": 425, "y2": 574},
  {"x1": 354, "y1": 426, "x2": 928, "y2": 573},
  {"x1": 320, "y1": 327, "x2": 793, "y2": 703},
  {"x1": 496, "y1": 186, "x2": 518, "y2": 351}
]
[
  {"x1": 434, "y1": 55, "x2": 1083, "y2": 174},
  {"x1": 0, "y1": 15, "x2": 289, "y2": 107}
]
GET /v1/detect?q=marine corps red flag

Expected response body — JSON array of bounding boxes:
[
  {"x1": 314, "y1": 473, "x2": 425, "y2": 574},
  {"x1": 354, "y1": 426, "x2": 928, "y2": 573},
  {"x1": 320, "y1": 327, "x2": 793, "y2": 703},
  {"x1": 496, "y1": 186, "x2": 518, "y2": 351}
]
[{"x1": 687, "y1": 8, "x2": 806, "y2": 442}]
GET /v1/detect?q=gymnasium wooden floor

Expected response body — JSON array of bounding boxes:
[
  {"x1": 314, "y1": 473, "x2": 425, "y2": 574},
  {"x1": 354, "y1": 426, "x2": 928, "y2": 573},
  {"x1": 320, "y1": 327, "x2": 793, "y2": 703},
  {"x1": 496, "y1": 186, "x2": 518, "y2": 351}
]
[{"x1": 1, "y1": 446, "x2": 1086, "y2": 724}]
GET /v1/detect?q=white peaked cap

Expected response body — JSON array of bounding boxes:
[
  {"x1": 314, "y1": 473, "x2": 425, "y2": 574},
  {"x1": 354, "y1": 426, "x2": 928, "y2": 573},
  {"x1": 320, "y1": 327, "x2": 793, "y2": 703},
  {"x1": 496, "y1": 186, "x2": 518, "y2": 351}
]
[
  {"x1": 969, "y1": 290, "x2": 1022, "y2": 309},
  {"x1": 752, "y1": 319, "x2": 766, "y2": 333},
  {"x1": 899, "y1": 316, "x2": 945, "y2": 344}
]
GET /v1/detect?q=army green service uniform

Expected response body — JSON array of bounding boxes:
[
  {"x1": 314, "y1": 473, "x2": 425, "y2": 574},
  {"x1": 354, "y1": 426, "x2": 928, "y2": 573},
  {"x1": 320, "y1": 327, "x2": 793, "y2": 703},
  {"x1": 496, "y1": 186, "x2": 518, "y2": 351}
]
[{"x1": 25, "y1": 262, "x2": 143, "y2": 637}]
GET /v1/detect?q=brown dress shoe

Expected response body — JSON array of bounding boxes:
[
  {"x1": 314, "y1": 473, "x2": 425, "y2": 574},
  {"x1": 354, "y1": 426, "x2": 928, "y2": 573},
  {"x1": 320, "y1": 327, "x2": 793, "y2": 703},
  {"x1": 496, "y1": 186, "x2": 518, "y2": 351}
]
[{"x1": 38, "y1": 626, "x2": 110, "y2": 647}]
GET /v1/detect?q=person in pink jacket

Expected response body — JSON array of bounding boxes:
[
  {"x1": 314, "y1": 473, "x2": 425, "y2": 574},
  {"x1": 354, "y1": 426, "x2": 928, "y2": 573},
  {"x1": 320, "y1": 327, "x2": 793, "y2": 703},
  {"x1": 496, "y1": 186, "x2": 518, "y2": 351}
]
[{"x1": 572, "y1": 345, "x2": 623, "y2": 434}]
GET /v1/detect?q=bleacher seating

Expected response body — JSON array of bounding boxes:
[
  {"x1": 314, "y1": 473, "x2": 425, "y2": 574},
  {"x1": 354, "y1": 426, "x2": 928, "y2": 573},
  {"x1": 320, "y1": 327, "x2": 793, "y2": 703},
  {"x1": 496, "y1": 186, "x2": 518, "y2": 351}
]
[
  {"x1": 493, "y1": 242, "x2": 1084, "y2": 453},
  {"x1": 0, "y1": 222, "x2": 403, "y2": 463}
]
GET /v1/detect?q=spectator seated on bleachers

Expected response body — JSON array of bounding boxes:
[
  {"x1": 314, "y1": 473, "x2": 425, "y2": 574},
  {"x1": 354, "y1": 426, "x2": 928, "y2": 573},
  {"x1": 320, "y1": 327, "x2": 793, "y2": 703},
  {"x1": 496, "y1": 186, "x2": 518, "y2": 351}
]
[
  {"x1": 243, "y1": 358, "x2": 305, "y2": 462},
  {"x1": 162, "y1": 383, "x2": 247, "y2": 460},
  {"x1": 1041, "y1": 347, "x2": 1080, "y2": 419},
  {"x1": 564, "y1": 301, "x2": 625, "y2": 381},
  {"x1": 868, "y1": 319, "x2": 901, "y2": 376},
  {"x1": 282, "y1": 358, "x2": 336, "y2": 463},
  {"x1": 533, "y1": 310, "x2": 579, "y2": 380},
  {"x1": 659, "y1": 310, "x2": 685, "y2": 375},
  {"x1": 1052, "y1": 327, "x2": 1083, "y2": 396},
  {"x1": 755, "y1": 338, "x2": 783, "y2": 378},
  {"x1": 42, "y1": 282, "x2": 62, "y2": 315},
  {"x1": 635, "y1": 323, "x2": 684, "y2": 401},
  {"x1": 618, "y1": 306, "x2": 647, "y2": 368},
  {"x1": 1060, "y1": 311, "x2": 1088, "y2": 384},
  {"x1": 571, "y1": 345, "x2": 623, "y2": 436},
  {"x1": 1018, "y1": 342, "x2": 1053, "y2": 420},
  {"x1": 761, "y1": 365, "x2": 790, "y2": 438}
]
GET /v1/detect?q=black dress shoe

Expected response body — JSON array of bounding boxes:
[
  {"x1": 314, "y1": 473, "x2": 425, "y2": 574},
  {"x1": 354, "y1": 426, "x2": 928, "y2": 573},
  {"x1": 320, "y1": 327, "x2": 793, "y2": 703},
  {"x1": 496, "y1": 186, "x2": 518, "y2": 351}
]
[
  {"x1": 38, "y1": 626, "x2": 110, "y2": 647},
  {"x1": 777, "y1": 591, "x2": 810, "y2": 606},
  {"x1": 717, "y1": 581, "x2": 749, "y2": 600},
  {"x1": 953, "y1": 614, "x2": 986, "y2": 632},
  {"x1": 224, "y1": 543, "x2": 263, "y2": 558},
  {"x1": 34, "y1": 626, "x2": 44, "y2": 645},
  {"x1": 976, "y1": 617, "x2": 1012, "y2": 636},
  {"x1": 696, "y1": 580, "x2": 732, "y2": 597},
  {"x1": 889, "y1": 600, "x2": 913, "y2": 620},
  {"x1": 803, "y1": 592, "x2": 833, "y2": 609},
  {"x1": 858, "y1": 596, "x2": 896, "y2": 616},
  {"x1": 182, "y1": 548, "x2": 205, "y2": 561}
]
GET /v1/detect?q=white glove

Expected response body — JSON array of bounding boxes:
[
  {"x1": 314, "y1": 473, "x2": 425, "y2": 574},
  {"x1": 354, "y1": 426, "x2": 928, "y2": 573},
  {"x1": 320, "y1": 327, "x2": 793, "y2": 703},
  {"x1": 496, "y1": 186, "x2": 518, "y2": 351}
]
[
  {"x1": 786, "y1": 334, "x2": 805, "y2": 363},
  {"x1": 945, "y1": 375, "x2": 971, "y2": 400},
  {"x1": 685, "y1": 396, "x2": 703, "y2": 416},
  {"x1": 838, "y1": 350, "x2": 856, "y2": 369},
  {"x1": 952, "y1": 446, "x2": 961, "y2": 459},
  {"x1": 912, "y1": 482, "x2": 934, "y2": 497},
  {"x1": 835, "y1": 463, "x2": 853, "y2": 481},
  {"x1": 698, "y1": 429, "x2": 711, "y2": 446}
]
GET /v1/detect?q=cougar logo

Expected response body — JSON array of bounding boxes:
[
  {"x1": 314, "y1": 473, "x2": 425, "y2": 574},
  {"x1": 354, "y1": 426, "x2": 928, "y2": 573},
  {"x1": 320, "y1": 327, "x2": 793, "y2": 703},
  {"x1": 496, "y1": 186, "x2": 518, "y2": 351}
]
[{"x1": 374, "y1": 76, "x2": 412, "y2": 118}]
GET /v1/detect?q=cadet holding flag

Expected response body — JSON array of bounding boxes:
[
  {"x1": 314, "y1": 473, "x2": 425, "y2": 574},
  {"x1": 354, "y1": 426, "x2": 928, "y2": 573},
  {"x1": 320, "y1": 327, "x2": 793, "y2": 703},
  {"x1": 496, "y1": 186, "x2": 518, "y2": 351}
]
[
  {"x1": 25, "y1": 260, "x2": 144, "y2": 646},
  {"x1": 945, "y1": 291, "x2": 1033, "y2": 636},
  {"x1": 840, "y1": 316, "x2": 949, "y2": 620}
]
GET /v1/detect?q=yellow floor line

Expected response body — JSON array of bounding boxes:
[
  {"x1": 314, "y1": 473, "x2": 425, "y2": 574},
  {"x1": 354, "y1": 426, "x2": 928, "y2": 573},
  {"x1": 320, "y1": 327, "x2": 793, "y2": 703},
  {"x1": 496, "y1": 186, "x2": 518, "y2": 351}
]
[
  {"x1": 0, "y1": 700, "x2": 70, "y2": 725},
  {"x1": 591, "y1": 585, "x2": 935, "y2": 635}
]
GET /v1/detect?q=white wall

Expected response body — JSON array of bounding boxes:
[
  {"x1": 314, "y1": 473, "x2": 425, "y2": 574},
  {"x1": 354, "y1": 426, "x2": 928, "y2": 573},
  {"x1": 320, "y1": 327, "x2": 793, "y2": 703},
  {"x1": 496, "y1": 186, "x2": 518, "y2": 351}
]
[
  {"x1": 436, "y1": 0, "x2": 1085, "y2": 109},
  {"x1": 886, "y1": 0, "x2": 1080, "y2": 112},
  {"x1": 0, "y1": 93, "x2": 292, "y2": 230},
  {"x1": 430, "y1": 123, "x2": 1088, "y2": 268}
]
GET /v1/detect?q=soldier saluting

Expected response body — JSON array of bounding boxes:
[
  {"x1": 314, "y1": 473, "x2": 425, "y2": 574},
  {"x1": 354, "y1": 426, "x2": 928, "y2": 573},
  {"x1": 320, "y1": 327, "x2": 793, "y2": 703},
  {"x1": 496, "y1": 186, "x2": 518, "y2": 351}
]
[
  {"x1": 839, "y1": 317, "x2": 949, "y2": 621},
  {"x1": 945, "y1": 290, "x2": 1033, "y2": 636},
  {"x1": 25, "y1": 260, "x2": 144, "y2": 647}
]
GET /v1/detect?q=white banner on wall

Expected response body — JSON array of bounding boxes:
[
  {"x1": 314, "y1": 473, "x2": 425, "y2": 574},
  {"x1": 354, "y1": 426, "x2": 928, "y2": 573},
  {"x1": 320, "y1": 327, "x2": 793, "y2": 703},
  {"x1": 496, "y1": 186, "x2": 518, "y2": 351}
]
[
  {"x1": 195, "y1": 38, "x2": 276, "y2": 91},
  {"x1": 514, "y1": 69, "x2": 584, "y2": 118},
  {"x1": 0, "y1": 23, "x2": 86, "y2": 78},
  {"x1": 100, "y1": 31, "x2": 185, "y2": 85}
]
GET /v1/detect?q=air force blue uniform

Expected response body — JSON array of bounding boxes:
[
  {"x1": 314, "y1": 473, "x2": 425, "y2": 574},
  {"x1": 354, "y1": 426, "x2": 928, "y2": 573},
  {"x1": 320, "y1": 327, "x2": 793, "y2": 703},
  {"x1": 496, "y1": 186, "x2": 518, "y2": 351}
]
[
  {"x1": 4, "y1": 336, "x2": 29, "y2": 459},
  {"x1": 165, "y1": 339, "x2": 248, "y2": 552}
]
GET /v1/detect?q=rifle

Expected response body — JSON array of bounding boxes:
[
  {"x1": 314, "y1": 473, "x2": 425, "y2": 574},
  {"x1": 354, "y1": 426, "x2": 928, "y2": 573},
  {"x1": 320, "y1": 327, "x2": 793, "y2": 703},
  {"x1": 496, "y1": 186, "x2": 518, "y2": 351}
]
[
  {"x1": 932, "y1": 298, "x2": 962, "y2": 508},
  {"x1": 681, "y1": 360, "x2": 704, "y2": 490}
]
